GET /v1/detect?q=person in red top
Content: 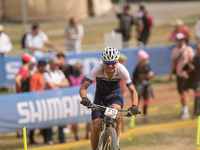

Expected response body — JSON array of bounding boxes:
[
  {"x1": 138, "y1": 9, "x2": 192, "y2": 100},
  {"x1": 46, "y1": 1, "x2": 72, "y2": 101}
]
[
  {"x1": 14, "y1": 53, "x2": 34, "y2": 138},
  {"x1": 169, "y1": 19, "x2": 190, "y2": 43},
  {"x1": 15, "y1": 53, "x2": 34, "y2": 93}
]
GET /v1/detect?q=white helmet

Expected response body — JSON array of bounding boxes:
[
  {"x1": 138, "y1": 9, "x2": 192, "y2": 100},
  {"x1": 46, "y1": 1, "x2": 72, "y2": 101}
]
[{"x1": 101, "y1": 46, "x2": 120, "y2": 62}]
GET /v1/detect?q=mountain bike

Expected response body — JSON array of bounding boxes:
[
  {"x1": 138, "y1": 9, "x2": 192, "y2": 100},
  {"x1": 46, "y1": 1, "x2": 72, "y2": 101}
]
[{"x1": 87, "y1": 104, "x2": 141, "y2": 150}]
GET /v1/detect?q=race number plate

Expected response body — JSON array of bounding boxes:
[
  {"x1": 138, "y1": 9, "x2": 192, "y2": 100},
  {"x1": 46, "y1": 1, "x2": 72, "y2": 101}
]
[{"x1": 104, "y1": 107, "x2": 118, "y2": 119}]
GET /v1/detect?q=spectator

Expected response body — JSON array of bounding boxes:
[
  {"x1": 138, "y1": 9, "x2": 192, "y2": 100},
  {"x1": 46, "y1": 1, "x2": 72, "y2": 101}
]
[
  {"x1": 183, "y1": 43, "x2": 200, "y2": 119},
  {"x1": 29, "y1": 59, "x2": 47, "y2": 144},
  {"x1": 14, "y1": 53, "x2": 34, "y2": 138},
  {"x1": 132, "y1": 50, "x2": 154, "y2": 123},
  {"x1": 43, "y1": 57, "x2": 70, "y2": 144},
  {"x1": 194, "y1": 17, "x2": 200, "y2": 42},
  {"x1": 69, "y1": 61, "x2": 83, "y2": 141},
  {"x1": 0, "y1": 24, "x2": 12, "y2": 56},
  {"x1": 169, "y1": 19, "x2": 190, "y2": 43},
  {"x1": 64, "y1": 17, "x2": 84, "y2": 53},
  {"x1": 112, "y1": 5, "x2": 134, "y2": 47},
  {"x1": 119, "y1": 53, "x2": 128, "y2": 99},
  {"x1": 68, "y1": 61, "x2": 92, "y2": 140},
  {"x1": 169, "y1": 33, "x2": 194, "y2": 119},
  {"x1": 136, "y1": 2, "x2": 153, "y2": 46},
  {"x1": 15, "y1": 53, "x2": 34, "y2": 93},
  {"x1": 56, "y1": 53, "x2": 73, "y2": 80},
  {"x1": 25, "y1": 23, "x2": 60, "y2": 57},
  {"x1": 192, "y1": 43, "x2": 200, "y2": 119},
  {"x1": 29, "y1": 56, "x2": 37, "y2": 75},
  {"x1": 29, "y1": 59, "x2": 46, "y2": 91}
]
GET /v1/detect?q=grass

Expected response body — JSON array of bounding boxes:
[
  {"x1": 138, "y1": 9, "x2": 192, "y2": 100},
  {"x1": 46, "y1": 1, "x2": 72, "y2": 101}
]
[{"x1": 2, "y1": 13, "x2": 199, "y2": 53}]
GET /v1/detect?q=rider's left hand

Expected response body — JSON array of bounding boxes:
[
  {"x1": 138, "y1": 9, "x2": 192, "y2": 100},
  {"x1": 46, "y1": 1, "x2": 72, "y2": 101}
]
[{"x1": 128, "y1": 104, "x2": 139, "y2": 114}]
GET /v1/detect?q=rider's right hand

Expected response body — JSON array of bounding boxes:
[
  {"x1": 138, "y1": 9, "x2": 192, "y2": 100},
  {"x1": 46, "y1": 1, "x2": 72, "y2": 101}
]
[{"x1": 80, "y1": 97, "x2": 91, "y2": 106}]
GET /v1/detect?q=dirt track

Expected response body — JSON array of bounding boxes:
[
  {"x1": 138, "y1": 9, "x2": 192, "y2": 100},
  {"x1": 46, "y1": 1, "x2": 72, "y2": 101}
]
[
  {"x1": 85, "y1": 1, "x2": 200, "y2": 25},
  {"x1": 123, "y1": 144, "x2": 195, "y2": 150}
]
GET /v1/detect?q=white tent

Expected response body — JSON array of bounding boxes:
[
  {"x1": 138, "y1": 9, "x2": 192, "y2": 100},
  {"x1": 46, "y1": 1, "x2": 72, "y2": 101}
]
[{"x1": 0, "y1": 0, "x2": 112, "y2": 21}]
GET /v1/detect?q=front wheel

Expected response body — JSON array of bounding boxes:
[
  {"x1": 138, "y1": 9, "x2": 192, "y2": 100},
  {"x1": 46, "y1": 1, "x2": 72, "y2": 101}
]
[{"x1": 103, "y1": 127, "x2": 118, "y2": 150}]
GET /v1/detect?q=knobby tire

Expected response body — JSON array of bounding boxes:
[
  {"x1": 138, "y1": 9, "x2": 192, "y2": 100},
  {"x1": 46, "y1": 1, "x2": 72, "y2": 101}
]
[{"x1": 102, "y1": 127, "x2": 118, "y2": 150}]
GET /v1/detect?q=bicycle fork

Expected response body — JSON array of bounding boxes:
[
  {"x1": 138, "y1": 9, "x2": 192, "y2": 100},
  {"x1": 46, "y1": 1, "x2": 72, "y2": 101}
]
[{"x1": 98, "y1": 120, "x2": 106, "y2": 150}]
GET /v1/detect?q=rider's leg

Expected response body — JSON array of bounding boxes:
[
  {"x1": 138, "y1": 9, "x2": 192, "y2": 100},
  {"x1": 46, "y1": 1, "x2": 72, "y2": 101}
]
[
  {"x1": 91, "y1": 118, "x2": 102, "y2": 149},
  {"x1": 109, "y1": 92, "x2": 123, "y2": 148},
  {"x1": 112, "y1": 103, "x2": 122, "y2": 148},
  {"x1": 112, "y1": 103, "x2": 122, "y2": 138}
]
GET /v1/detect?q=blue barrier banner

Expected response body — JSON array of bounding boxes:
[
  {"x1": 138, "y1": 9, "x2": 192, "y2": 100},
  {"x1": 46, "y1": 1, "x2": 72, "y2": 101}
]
[
  {"x1": 0, "y1": 84, "x2": 96, "y2": 133},
  {"x1": 0, "y1": 44, "x2": 197, "y2": 86},
  {"x1": 0, "y1": 44, "x2": 197, "y2": 133}
]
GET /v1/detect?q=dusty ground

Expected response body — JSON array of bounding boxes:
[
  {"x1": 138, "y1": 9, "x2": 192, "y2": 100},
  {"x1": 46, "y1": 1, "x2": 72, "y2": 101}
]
[
  {"x1": 85, "y1": 1, "x2": 200, "y2": 25},
  {"x1": 124, "y1": 144, "x2": 195, "y2": 150}
]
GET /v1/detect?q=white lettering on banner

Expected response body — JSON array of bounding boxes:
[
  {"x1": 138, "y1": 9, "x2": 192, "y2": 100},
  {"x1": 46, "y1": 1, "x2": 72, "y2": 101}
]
[
  {"x1": 17, "y1": 102, "x2": 30, "y2": 124},
  {"x1": 46, "y1": 98, "x2": 63, "y2": 120},
  {"x1": 62, "y1": 96, "x2": 73, "y2": 117},
  {"x1": 72, "y1": 95, "x2": 81, "y2": 117},
  {"x1": 83, "y1": 58, "x2": 99, "y2": 74},
  {"x1": 17, "y1": 93, "x2": 94, "y2": 124},
  {"x1": 5, "y1": 62, "x2": 21, "y2": 79},
  {"x1": 41, "y1": 99, "x2": 47, "y2": 121},
  {"x1": 29, "y1": 100, "x2": 42, "y2": 123}
]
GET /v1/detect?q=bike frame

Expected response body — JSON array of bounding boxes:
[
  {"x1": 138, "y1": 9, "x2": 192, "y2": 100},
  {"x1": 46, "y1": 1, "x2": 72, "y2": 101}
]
[
  {"x1": 98, "y1": 114, "x2": 117, "y2": 150},
  {"x1": 86, "y1": 104, "x2": 141, "y2": 150},
  {"x1": 98, "y1": 123, "x2": 106, "y2": 150}
]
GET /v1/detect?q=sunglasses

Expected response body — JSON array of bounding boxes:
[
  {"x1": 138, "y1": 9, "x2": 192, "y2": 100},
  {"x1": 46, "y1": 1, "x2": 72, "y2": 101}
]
[{"x1": 103, "y1": 61, "x2": 117, "y2": 66}]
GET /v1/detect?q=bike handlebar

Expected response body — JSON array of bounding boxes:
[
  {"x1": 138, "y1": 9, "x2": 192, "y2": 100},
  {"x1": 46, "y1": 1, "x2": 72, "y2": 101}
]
[{"x1": 86, "y1": 104, "x2": 141, "y2": 116}]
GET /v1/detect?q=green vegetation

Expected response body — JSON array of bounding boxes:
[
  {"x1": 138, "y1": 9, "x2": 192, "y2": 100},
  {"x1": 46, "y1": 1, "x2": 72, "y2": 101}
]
[{"x1": 2, "y1": 13, "x2": 199, "y2": 53}]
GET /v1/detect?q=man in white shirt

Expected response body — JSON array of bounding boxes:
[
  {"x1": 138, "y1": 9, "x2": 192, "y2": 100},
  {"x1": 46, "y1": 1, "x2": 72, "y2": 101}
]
[
  {"x1": 43, "y1": 57, "x2": 70, "y2": 144},
  {"x1": 64, "y1": 17, "x2": 84, "y2": 53},
  {"x1": 0, "y1": 24, "x2": 12, "y2": 56},
  {"x1": 25, "y1": 23, "x2": 59, "y2": 57}
]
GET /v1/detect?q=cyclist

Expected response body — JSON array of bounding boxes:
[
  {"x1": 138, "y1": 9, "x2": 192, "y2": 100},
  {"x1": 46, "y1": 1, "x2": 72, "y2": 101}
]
[{"x1": 79, "y1": 46, "x2": 139, "y2": 150}]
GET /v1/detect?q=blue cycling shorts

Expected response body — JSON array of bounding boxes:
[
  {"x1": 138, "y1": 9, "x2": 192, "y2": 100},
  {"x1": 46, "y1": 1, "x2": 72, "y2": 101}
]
[{"x1": 92, "y1": 90, "x2": 123, "y2": 121}]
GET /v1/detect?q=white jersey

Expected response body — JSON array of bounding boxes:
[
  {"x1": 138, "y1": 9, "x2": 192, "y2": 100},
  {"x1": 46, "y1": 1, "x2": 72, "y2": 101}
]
[
  {"x1": 86, "y1": 61, "x2": 133, "y2": 93},
  {"x1": 25, "y1": 31, "x2": 48, "y2": 56}
]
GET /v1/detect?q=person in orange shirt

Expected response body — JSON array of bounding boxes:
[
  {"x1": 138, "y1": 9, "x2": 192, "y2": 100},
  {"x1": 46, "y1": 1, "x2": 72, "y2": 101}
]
[
  {"x1": 29, "y1": 59, "x2": 47, "y2": 144},
  {"x1": 29, "y1": 59, "x2": 47, "y2": 91}
]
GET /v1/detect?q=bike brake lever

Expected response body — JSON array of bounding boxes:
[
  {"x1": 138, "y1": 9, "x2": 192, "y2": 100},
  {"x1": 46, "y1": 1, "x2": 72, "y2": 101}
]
[
  {"x1": 87, "y1": 104, "x2": 93, "y2": 109},
  {"x1": 125, "y1": 110, "x2": 141, "y2": 117}
]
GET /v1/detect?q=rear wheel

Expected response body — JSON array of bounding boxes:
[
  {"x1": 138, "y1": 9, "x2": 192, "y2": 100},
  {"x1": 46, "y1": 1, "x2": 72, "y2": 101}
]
[{"x1": 103, "y1": 127, "x2": 118, "y2": 150}]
